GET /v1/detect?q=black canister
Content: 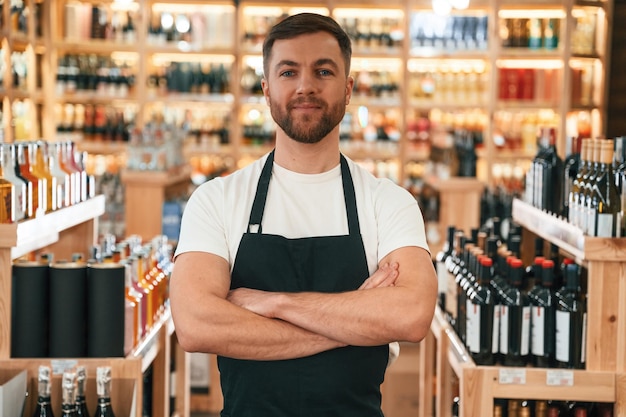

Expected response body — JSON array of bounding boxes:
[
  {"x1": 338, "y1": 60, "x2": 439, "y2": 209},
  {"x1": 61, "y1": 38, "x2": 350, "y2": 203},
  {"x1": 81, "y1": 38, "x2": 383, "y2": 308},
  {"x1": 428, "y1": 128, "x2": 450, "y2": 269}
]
[
  {"x1": 11, "y1": 260, "x2": 50, "y2": 357},
  {"x1": 87, "y1": 262, "x2": 126, "y2": 357},
  {"x1": 49, "y1": 261, "x2": 87, "y2": 357}
]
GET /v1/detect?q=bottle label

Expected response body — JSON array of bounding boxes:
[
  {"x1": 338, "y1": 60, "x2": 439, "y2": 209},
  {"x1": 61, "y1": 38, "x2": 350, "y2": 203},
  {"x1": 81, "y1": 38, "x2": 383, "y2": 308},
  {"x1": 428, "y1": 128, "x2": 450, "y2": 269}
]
[
  {"x1": 445, "y1": 268, "x2": 457, "y2": 319},
  {"x1": 596, "y1": 213, "x2": 614, "y2": 237},
  {"x1": 581, "y1": 312, "x2": 587, "y2": 364},
  {"x1": 587, "y1": 206, "x2": 596, "y2": 236},
  {"x1": 436, "y1": 261, "x2": 447, "y2": 295},
  {"x1": 466, "y1": 300, "x2": 481, "y2": 353},
  {"x1": 531, "y1": 306, "x2": 545, "y2": 356},
  {"x1": 521, "y1": 306, "x2": 531, "y2": 356},
  {"x1": 500, "y1": 305, "x2": 509, "y2": 355},
  {"x1": 492, "y1": 303, "x2": 500, "y2": 354},
  {"x1": 555, "y1": 309, "x2": 571, "y2": 362}
]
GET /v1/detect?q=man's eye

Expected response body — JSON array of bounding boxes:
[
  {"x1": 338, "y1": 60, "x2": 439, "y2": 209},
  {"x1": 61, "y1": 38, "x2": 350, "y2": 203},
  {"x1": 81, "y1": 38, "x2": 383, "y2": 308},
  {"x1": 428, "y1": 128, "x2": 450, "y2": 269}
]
[
  {"x1": 280, "y1": 70, "x2": 294, "y2": 77},
  {"x1": 319, "y1": 69, "x2": 332, "y2": 76}
]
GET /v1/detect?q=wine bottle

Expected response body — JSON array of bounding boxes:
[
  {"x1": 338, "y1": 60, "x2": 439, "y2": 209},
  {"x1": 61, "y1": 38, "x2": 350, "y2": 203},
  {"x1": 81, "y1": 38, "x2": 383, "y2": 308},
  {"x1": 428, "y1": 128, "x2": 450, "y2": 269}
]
[
  {"x1": 570, "y1": 138, "x2": 592, "y2": 228},
  {"x1": 555, "y1": 263, "x2": 586, "y2": 369},
  {"x1": 61, "y1": 371, "x2": 78, "y2": 417},
  {"x1": 466, "y1": 256, "x2": 496, "y2": 365},
  {"x1": 563, "y1": 136, "x2": 582, "y2": 219},
  {"x1": 76, "y1": 366, "x2": 89, "y2": 417},
  {"x1": 592, "y1": 139, "x2": 622, "y2": 237},
  {"x1": 500, "y1": 258, "x2": 530, "y2": 366},
  {"x1": 530, "y1": 259, "x2": 557, "y2": 368},
  {"x1": 436, "y1": 226, "x2": 456, "y2": 311},
  {"x1": 0, "y1": 144, "x2": 23, "y2": 222},
  {"x1": 32, "y1": 365, "x2": 55, "y2": 417},
  {"x1": 582, "y1": 139, "x2": 601, "y2": 235},
  {"x1": 94, "y1": 367, "x2": 116, "y2": 417}
]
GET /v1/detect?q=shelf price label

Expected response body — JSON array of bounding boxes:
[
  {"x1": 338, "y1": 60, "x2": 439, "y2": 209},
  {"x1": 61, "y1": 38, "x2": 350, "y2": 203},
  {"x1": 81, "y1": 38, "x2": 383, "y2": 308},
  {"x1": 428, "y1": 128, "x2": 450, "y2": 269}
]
[
  {"x1": 546, "y1": 370, "x2": 574, "y2": 387},
  {"x1": 498, "y1": 368, "x2": 527, "y2": 385}
]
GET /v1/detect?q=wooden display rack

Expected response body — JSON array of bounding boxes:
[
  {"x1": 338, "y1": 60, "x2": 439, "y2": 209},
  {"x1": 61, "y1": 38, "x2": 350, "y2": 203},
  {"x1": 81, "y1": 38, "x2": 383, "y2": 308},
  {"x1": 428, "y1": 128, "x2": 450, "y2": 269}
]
[
  {"x1": 120, "y1": 165, "x2": 191, "y2": 241},
  {"x1": 0, "y1": 196, "x2": 189, "y2": 417},
  {"x1": 425, "y1": 176, "x2": 485, "y2": 256},
  {"x1": 419, "y1": 199, "x2": 626, "y2": 416}
]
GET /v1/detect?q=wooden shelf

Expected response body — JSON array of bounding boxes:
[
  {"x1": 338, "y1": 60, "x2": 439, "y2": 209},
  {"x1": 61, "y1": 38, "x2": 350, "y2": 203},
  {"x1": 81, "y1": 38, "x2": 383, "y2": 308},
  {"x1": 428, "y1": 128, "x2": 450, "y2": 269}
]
[
  {"x1": 421, "y1": 199, "x2": 626, "y2": 416},
  {"x1": 0, "y1": 195, "x2": 189, "y2": 417}
]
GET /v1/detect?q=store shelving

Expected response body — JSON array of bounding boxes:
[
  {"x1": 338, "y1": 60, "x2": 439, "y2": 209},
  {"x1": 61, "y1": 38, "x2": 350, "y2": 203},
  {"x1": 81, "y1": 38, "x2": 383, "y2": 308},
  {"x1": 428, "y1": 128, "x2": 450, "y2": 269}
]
[
  {"x1": 419, "y1": 198, "x2": 626, "y2": 416},
  {"x1": 0, "y1": 196, "x2": 189, "y2": 417}
]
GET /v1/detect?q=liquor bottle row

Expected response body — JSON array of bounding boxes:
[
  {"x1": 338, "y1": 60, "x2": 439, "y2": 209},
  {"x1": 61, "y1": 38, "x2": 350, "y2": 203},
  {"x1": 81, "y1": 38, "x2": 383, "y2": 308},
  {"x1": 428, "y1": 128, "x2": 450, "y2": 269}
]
[
  {"x1": 11, "y1": 234, "x2": 173, "y2": 358},
  {"x1": 56, "y1": 54, "x2": 136, "y2": 98},
  {"x1": 64, "y1": 2, "x2": 136, "y2": 43},
  {"x1": 408, "y1": 63, "x2": 489, "y2": 104},
  {"x1": 525, "y1": 133, "x2": 625, "y2": 237},
  {"x1": 410, "y1": 12, "x2": 489, "y2": 51},
  {"x1": 32, "y1": 365, "x2": 116, "y2": 417},
  {"x1": 5, "y1": 0, "x2": 43, "y2": 36},
  {"x1": 147, "y1": 8, "x2": 235, "y2": 50},
  {"x1": 0, "y1": 50, "x2": 29, "y2": 92},
  {"x1": 492, "y1": 398, "x2": 614, "y2": 417},
  {"x1": 147, "y1": 62, "x2": 229, "y2": 96},
  {"x1": 0, "y1": 140, "x2": 95, "y2": 223},
  {"x1": 55, "y1": 103, "x2": 134, "y2": 143},
  {"x1": 126, "y1": 121, "x2": 186, "y2": 172},
  {"x1": 337, "y1": 16, "x2": 404, "y2": 51},
  {"x1": 497, "y1": 68, "x2": 561, "y2": 103},
  {"x1": 437, "y1": 224, "x2": 587, "y2": 369},
  {"x1": 500, "y1": 18, "x2": 560, "y2": 50}
]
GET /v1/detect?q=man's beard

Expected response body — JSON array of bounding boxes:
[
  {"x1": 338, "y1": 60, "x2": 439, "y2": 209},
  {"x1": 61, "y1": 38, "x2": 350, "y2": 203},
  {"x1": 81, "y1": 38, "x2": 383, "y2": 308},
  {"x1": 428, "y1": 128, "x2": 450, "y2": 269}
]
[{"x1": 270, "y1": 97, "x2": 346, "y2": 144}]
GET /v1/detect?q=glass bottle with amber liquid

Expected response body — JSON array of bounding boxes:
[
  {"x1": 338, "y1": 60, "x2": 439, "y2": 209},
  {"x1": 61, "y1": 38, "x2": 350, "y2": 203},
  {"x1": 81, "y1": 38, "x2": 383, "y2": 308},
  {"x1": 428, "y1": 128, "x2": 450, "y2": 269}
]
[
  {"x1": 0, "y1": 144, "x2": 23, "y2": 222},
  {"x1": 16, "y1": 142, "x2": 42, "y2": 215},
  {"x1": 33, "y1": 141, "x2": 57, "y2": 212},
  {"x1": 592, "y1": 139, "x2": 622, "y2": 237},
  {"x1": 25, "y1": 142, "x2": 50, "y2": 213}
]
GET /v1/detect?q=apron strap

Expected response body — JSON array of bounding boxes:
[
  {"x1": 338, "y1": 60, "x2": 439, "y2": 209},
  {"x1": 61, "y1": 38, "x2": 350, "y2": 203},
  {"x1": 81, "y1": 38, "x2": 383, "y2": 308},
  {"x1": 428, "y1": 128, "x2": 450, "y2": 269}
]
[
  {"x1": 247, "y1": 150, "x2": 361, "y2": 236},
  {"x1": 340, "y1": 154, "x2": 361, "y2": 236},
  {"x1": 247, "y1": 150, "x2": 275, "y2": 233}
]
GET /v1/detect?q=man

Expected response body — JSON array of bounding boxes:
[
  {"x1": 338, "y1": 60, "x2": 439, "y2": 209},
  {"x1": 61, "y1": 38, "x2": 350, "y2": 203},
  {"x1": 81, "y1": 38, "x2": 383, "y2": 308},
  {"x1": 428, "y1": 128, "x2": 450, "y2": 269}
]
[{"x1": 170, "y1": 12, "x2": 437, "y2": 416}]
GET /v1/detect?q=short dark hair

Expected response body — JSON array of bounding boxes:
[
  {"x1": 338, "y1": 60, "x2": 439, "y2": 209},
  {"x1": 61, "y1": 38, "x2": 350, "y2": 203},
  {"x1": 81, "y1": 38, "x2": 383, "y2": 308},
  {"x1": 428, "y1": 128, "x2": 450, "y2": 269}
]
[{"x1": 262, "y1": 13, "x2": 352, "y2": 78}]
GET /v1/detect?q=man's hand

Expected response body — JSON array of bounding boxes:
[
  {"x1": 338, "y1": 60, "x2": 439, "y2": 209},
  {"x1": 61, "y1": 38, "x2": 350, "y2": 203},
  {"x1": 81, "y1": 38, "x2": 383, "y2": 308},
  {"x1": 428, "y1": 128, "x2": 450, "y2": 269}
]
[{"x1": 228, "y1": 262, "x2": 400, "y2": 318}]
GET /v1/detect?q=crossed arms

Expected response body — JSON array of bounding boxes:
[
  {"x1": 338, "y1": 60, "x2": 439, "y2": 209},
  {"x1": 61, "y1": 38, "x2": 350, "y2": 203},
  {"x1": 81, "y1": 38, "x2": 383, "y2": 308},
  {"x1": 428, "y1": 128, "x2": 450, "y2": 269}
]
[{"x1": 169, "y1": 245, "x2": 437, "y2": 361}]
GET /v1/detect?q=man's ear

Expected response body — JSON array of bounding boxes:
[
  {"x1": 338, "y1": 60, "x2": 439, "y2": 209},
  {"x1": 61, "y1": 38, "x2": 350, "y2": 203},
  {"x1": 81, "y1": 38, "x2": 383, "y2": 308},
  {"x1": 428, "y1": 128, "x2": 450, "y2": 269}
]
[{"x1": 262, "y1": 78, "x2": 270, "y2": 106}]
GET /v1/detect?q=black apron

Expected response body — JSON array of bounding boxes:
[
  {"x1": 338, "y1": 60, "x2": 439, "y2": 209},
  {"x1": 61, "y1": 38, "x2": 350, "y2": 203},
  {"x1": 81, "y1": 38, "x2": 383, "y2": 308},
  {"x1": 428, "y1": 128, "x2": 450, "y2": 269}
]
[{"x1": 218, "y1": 151, "x2": 388, "y2": 417}]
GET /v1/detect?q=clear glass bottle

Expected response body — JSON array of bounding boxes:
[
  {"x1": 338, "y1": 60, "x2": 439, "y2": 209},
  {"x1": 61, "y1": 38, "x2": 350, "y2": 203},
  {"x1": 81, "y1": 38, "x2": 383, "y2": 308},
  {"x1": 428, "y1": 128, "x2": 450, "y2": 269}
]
[
  {"x1": 48, "y1": 142, "x2": 71, "y2": 209},
  {"x1": 16, "y1": 142, "x2": 42, "y2": 215}
]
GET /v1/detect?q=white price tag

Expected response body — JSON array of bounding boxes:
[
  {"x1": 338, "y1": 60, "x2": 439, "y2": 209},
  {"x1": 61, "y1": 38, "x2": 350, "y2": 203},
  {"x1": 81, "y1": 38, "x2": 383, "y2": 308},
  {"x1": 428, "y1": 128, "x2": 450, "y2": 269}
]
[
  {"x1": 51, "y1": 359, "x2": 78, "y2": 375},
  {"x1": 546, "y1": 370, "x2": 574, "y2": 386},
  {"x1": 498, "y1": 368, "x2": 527, "y2": 385}
]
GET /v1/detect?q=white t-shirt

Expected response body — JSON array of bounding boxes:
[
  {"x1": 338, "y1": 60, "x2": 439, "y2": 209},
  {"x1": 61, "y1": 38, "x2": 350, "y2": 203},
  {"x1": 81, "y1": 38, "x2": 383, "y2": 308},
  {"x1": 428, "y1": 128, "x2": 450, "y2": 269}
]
[{"x1": 175, "y1": 152, "x2": 430, "y2": 274}]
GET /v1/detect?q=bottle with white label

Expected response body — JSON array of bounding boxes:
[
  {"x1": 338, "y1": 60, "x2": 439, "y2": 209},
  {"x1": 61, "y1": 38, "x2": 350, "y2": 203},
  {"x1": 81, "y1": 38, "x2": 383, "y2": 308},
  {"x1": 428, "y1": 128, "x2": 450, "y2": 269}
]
[
  {"x1": 530, "y1": 259, "x2": 557, "y2": 368},
  {"x1": 500, "y1": 258, "x2": 531, "y2": 367},
  {"x1": 466, "y1": 256, "x2": 496, "y2": 365},
  {"x1": 555, "y1": 263, "x2": 586, "y2": 369}
]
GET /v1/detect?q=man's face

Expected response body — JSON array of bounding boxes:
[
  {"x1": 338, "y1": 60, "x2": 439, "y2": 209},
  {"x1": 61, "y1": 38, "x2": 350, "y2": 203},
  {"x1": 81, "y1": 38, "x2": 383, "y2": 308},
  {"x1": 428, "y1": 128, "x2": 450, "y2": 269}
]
[{"x1": 262, "y1": 32, "x2": 353, "y2": 144}]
